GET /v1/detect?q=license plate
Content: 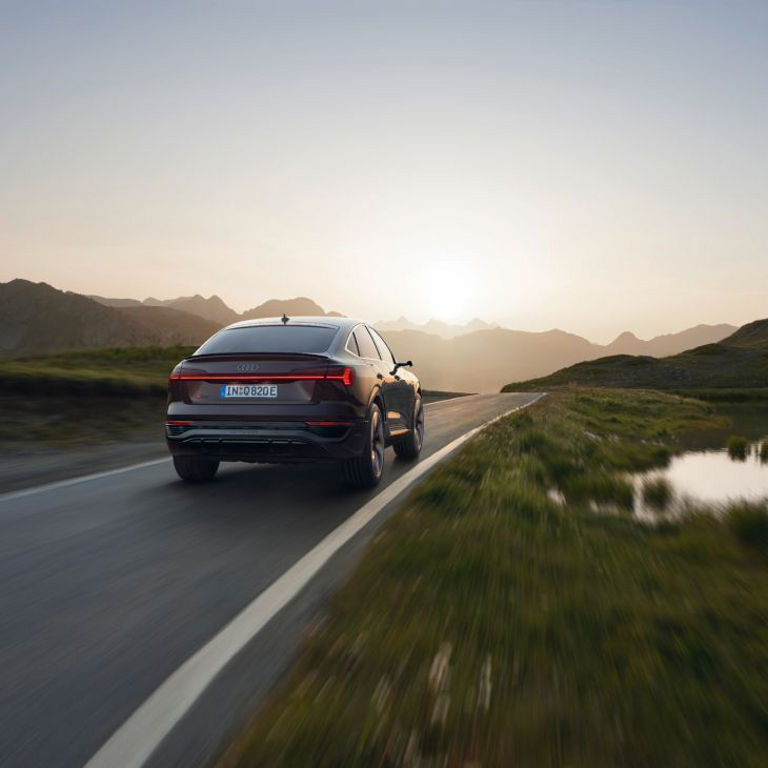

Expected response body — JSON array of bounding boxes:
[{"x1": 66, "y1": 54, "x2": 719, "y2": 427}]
[{"x1": 220, "y1": 384, "x2": 278, "y2": 398}]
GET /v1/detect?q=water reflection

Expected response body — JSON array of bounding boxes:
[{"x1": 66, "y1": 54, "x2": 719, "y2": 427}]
[{"x1": 634, "y1": 439, "x2": 768, "y2": 520}]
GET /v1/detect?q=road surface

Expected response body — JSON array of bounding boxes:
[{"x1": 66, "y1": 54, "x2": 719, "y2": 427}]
[{"x1": 0, "y1": 393, "x2": 540, "y2": 768}]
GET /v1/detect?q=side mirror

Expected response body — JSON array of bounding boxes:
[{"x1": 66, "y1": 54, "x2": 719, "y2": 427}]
[{"x1": 391, "y1": 360, "x2": 413, "y2": 375}]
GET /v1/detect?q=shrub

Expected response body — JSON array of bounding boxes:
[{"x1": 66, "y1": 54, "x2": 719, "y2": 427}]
[
  {"x1": 726, "y1": 503, "x2": 768, "y2": 556},
  {"x1": 562, "y1": 473, "x2": 634, "y2": 510},
  {"x1": 642, "y1": 477, "x2": 673, "y2": 511},
  {"x1": 726, "y1": 436, "x2": 750, "y2": 460}
]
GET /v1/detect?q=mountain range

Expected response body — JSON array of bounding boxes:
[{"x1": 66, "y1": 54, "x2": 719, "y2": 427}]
[
  {"x1": 89, "y1": 293, "x2": 342, "y2": 326},
  {"x1": 0, "y1": 281, "x2": 343, "y2": 355},
  {"x1": 1, "y1": 279, "x2": 737, "y2": 391},
  {"x1": 374, "y1": 324, "x2": 729, "y2": 393},
  {"x1": 374, "y1": 316, "x2": 500, "y2": 338},
  {"x1": 502, "y1": 319, "x2": 768, "y2": 393}
]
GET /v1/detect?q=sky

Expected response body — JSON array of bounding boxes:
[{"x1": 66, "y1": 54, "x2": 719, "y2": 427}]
[{"x1": 1, "y1": 0, "x2": 767, "y2": 343}]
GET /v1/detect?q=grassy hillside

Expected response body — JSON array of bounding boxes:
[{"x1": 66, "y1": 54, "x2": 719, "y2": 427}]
[
  {"x1": 724, "y1": 318, "x2": 768, "y2": 348},
  {"x1": 0, "y1": 346, "x2": 193, "y2": 394},
  {"x1": 221, "y1": 389, "x2": 768, "y2": 767},
  {"x1": 503, "y1": 320, "x2": 768, "y2": 394}
]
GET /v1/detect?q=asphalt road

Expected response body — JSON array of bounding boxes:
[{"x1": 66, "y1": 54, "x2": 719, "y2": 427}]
[{"x1": 0, "y1": 393, "x2": 540, "y2": 768}]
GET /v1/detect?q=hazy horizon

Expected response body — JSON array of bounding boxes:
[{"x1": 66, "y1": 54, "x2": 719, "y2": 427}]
[{"x1": 2, "y1": 0, "x2": 767, "y2": 344}]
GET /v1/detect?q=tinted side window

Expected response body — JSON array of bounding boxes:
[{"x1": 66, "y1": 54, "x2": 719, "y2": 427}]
[
  {"x1": 353, "y1": 326, "x2": 380, "y2": 359},
  {"x1": 346, "y1": 331, "x2": 360, "y2": 356},
  {"x1": 195, "y1": 325, "x2": 337, "y2": 355},
  {"x1": 368, "y1": 327, "x2": 395, "y2": 364}
]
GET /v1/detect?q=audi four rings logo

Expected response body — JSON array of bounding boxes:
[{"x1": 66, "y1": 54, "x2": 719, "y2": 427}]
[{"x1": 237, "y1": 363, "x2": 260, "y2": 372}]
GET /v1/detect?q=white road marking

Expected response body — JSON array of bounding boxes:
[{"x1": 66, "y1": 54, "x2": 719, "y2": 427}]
[
  {"x1": 0, "y1": 397, "x2": 468, "y2": 504},
  {"x1": 83, "y1": 394, "x2": 544, "y2": 768},
  {"x1": 0, "y1": 458, "x2": 170, "y2": 504},
  {"x1": 85, "y1": 394, "x2": 544, "y2": 768}
]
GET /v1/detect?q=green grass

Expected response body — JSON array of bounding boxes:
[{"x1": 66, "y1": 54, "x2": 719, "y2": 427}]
[
  {"x1": 673, "y1": 388, "x2": 768, "y2": 403},
  {"x1": 727, "y1": 503, "x2": 768, "y2": 557},
  {"x1": 0, "y1": 346, "x2": 194, "y2": 394},
  {"x1": 642, "y1": 477, "x2": 674, "y2": 511},
  {"x1": 221, "y1": 389, "x2": 768, "y2": 767},
  {"x1": 0, "y1": 393, "x2": 166, "y2": 448},
  {"x1": 727, "y1": 435, "x2": 750, "y2": 460},
  {"x1": 0, "y1": 348, "x2": 186, "y2": 447}
]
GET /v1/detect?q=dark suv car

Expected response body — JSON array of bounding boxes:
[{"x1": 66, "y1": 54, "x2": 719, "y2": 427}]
[{"x1": 166, "y1": 317, "x2": 423, "y2": 487}]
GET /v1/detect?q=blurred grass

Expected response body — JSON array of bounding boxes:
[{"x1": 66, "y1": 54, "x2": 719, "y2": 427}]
[
  {"x1": 0, "y1": 348, "x2": 186, "y2": 448},
  {"x1": 727, "y1": 503, "x2": 768, "y2": 557},
  {"x1": 642, "y1": 477, "x2": 674, "y2": 511},
  {"x1": 0, "y1": 347, "x2": 466, "y2": 448},
  {"x1": 0, "y1": 394, "x2": 166, "y2": 448},
  {"x1": 221, "y1": 388, "x2": 768, "y2": 767},
  {"x1": 0, "y1": 346, "x2": 195, "y2": 394}
]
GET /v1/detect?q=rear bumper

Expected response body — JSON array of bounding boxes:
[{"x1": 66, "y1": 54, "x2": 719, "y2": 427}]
[{"x1": 165, "y1": 420, "x2": 368, "y2": 463}]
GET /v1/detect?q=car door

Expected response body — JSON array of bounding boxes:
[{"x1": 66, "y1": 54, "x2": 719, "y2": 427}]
[
  {"x1": 352, "y1": 325, "x2": 398, "y2": 429},
  {"x1": 367, "y1": 325, "x2": 412, "y2": 433}
]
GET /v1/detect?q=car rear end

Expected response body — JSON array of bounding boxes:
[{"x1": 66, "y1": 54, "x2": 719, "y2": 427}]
[{"x1": 166, "y1": 323, "x2": 368, "y2": 464}]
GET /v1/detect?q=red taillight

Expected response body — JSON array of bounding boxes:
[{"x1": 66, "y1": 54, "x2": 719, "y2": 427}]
[
  {"x1": 172, "y1": 366, "x2": 355, "y2": 385},
  {"x1": 168, "y1": 363, "x2": 183, "y2": 382},
  {"x1": 305, "y1": 420, "x2": 354, "y2": 427},
  {"x1": 326, "y1": 366, "x2": 354, "y2": 386},
  {"x1": 173, "y1": 374, "x2": 324, "y2": 380},
  {"x1": 166, "y1": 420, "x2": 192, "y2": 426}
]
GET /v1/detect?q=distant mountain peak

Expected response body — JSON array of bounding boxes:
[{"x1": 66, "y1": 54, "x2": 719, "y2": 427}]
[
  {"x1": 375, "y1": 316, "x2": 499, "y2": 339},
  {"x1": 612, "y1": 331, "x2": 640, "y2": 343}
]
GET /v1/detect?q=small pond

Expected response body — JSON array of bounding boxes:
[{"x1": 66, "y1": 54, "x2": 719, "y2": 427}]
[{"x1": 632, "y1": 404, "x2": 768, "y2": 519}]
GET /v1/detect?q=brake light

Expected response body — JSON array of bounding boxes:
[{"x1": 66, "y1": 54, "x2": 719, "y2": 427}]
[
  {"x1": 326, "y1": 366, "x2": 354, "y2": 386},
  {"x1": 172, "y1": 366, "x2": 355, "y2": 384},
  {"x1": 305, "y1": 421, "x2": 354, "y2": 427}
]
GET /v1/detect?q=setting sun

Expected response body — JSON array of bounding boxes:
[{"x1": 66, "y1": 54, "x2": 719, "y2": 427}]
[{"x1": 419, "y1": 259, "x2": 478, "y2": 321}]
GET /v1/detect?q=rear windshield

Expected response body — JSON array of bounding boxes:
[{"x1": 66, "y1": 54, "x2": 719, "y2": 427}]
[{"x1": 194, "y1": 325, "x2": 338, "y2": 355}]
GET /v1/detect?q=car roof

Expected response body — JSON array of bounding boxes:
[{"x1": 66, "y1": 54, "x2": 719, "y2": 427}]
[{"x1": 223, "y1": 316, "x2": 363, "y2": 332}]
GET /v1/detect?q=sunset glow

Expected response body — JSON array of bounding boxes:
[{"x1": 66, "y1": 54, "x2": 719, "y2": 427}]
[{"x1": 1, "y1": 1, "x2": 767, "y2": 342}]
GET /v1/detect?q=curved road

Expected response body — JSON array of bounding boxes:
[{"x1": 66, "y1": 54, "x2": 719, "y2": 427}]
[{"x1": 0, "y1": 393, "x2": 540, "y2": 768}]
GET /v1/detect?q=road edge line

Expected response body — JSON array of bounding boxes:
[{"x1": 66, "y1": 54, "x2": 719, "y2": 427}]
[
  {"x1": 84, "y1": 393, "x2": 544, "y2": 768},
  {"x1": 0, "y1": 458, "x2": 171, "y2": 504}
]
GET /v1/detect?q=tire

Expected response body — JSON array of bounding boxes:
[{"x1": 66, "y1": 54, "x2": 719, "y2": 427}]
[
  {"x1": 393, "y1": 395, "x2": 424, "y2": 460},
  {"x1": 173, "y1": 455, "x2": 220, "y2": 483},
  {"x1": 343, "y1": 403, "x2": 385, "y2": 488}
]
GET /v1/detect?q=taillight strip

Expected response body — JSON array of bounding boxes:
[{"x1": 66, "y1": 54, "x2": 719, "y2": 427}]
[
  {"x1": 171, "y1": 374, "x2": 327, "y2": 380},
  {"x1": 305, "y1": 421, "x2": 354, "y2": 427},
  {"x1": 169, "y1": 367, "x2": 354, "y2": 385}
]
